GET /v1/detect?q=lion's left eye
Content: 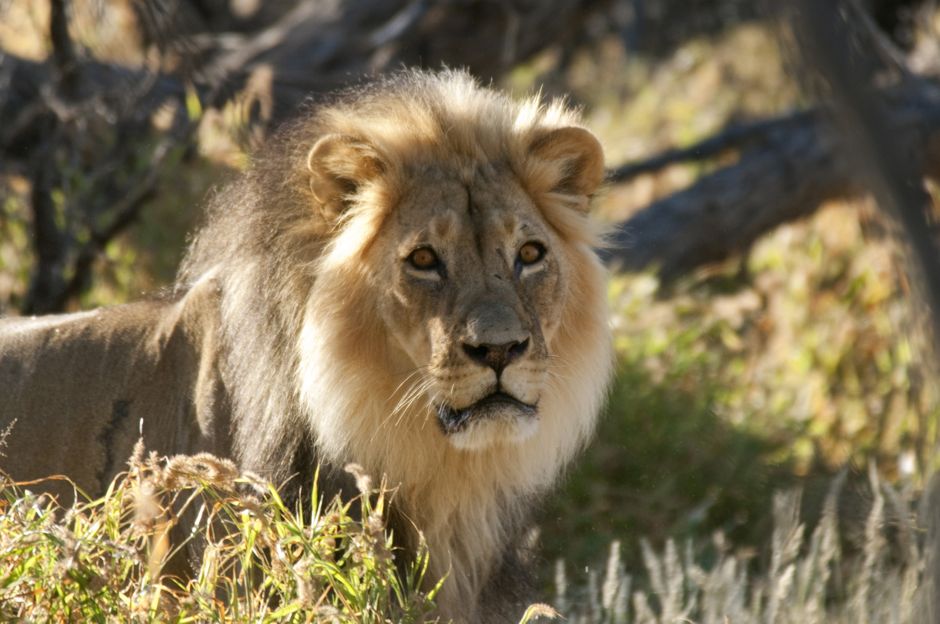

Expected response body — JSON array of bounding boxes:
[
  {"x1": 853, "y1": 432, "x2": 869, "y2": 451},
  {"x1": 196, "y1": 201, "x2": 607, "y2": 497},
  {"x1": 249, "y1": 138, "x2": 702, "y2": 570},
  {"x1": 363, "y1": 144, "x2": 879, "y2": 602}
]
[{"x1": 517, "y1": 242, "x2": 546, "y2": 266}]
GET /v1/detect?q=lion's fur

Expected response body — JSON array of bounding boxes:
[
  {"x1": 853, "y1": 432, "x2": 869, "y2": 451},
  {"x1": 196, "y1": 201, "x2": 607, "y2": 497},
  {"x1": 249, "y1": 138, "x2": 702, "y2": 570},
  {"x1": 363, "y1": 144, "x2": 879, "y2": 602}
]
[{"x1": 1, "y1": 70, "x2": 613, "y2": 622}]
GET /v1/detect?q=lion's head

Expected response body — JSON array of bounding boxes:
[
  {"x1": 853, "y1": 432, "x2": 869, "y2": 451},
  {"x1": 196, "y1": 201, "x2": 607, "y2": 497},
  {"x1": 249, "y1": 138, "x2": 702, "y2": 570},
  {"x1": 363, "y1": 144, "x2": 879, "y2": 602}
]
[
  {"x1": 307, "y1": 129, "x2": 603, "y2": 452},
  {"x1": 182, "y1": 69, "x2": 613, "y2": 619}
]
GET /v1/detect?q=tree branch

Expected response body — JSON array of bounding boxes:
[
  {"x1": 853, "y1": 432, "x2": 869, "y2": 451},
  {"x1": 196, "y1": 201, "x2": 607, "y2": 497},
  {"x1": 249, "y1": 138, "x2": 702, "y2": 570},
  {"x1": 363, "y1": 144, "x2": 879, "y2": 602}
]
[
  {"x1": 23, "y1": 128, "x2": 65, "y2": 315},
  {"x1": 606, "y1": 110, "x2": 813, "y2": 184},
  {"x1": 49, "y1": 0, "x2": 79, "y2": 96},
  {"x1": 2, "y1": 0, "x2": 612, "y2": 160},
  {"x1": 51, "y1": 131, "x2": 189, "y2": 311},
  {"x1": 602, "y1": 84, "x2": 940, "y2": 279}
]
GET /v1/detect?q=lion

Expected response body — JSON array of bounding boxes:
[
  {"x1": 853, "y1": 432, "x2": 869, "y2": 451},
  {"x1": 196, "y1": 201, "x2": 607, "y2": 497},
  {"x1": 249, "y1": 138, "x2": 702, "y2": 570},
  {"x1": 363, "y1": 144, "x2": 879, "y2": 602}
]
[{"x1": 0, "y1": 69, "x2": 613, "y2": 622}]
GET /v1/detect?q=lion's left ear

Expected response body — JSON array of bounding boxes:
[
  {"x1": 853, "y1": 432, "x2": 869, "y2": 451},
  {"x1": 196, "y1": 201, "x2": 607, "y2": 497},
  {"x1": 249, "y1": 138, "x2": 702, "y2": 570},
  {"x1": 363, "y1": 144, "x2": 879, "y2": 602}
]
[
  {"x1": 306, "y1": 134, "x2": 385, "y2": 220},
  {"x1": 526, "y1": 126, "x2": 605, "y2": 209}
]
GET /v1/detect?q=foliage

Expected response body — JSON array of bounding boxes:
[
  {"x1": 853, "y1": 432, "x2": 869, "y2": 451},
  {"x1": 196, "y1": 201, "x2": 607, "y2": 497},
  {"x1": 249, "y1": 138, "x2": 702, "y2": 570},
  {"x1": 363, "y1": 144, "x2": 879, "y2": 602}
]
[
  {"x1": 543, "y1": 200, "x2": 938, "y2": 571},
  {"x1": 0, "y1": 447, "x2": 438, "y2": 623},
  {"x1": 536, "y1": 20, "x2": 939, "y2": 573}
]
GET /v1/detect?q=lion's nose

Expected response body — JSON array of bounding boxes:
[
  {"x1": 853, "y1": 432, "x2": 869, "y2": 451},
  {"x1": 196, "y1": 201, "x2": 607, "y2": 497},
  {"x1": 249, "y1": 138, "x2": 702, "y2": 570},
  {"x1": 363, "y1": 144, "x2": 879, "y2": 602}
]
[{"x1": 462, "y1": 338, "x2": 529, "y2": 375}]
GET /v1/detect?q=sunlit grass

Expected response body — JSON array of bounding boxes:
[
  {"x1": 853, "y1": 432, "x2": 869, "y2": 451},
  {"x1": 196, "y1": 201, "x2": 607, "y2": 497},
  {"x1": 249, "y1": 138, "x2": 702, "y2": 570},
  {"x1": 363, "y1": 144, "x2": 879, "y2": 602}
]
[{"x1": 0, "y1": 445, "x2": 439, "y2": 623}]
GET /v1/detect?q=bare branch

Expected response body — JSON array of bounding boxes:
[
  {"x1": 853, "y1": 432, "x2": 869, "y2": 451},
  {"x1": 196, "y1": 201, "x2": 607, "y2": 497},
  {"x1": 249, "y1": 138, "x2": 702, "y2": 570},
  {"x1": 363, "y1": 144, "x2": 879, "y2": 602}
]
[
  {"x1": 49, "y1": 0, "x2": 79, "y2": 97},
  {"x1": 47, "y1": 112, "x2": 197, "y2": 312},
  {"x1": 606, "y1": 110, "x2": 813, "y2": 184},
  {"x1": 23, "y1": 128, "x2": 66, "y2": 315}
]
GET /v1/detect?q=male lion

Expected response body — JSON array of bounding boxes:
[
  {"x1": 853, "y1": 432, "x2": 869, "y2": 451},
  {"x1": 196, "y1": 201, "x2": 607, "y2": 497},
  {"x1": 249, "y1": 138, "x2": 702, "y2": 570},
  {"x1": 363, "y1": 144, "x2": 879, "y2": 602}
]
[{"x1": 0, "y1": 70, "x2": 613, "y2": 622}]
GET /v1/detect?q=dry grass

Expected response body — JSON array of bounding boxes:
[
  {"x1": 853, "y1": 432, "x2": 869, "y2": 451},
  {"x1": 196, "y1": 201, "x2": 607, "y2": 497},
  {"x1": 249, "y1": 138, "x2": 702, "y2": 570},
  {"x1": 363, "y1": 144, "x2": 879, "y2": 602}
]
[{"x1": 555, "y1": 466, "x2": 927, "y2": 624}]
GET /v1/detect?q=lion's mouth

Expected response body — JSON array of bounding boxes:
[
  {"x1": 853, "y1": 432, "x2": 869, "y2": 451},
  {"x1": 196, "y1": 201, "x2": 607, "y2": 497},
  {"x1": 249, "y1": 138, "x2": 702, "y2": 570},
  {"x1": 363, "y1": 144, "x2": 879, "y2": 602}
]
[{"x1": 436, "y1": 391, "x2": 538, "y2": 435}]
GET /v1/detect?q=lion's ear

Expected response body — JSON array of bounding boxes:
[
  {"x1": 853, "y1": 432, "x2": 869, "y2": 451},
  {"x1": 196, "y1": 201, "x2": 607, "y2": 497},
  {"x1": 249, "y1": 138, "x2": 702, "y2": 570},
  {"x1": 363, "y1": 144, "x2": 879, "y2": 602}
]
[
  {"x1": 306, "y1": 134, "x2": 385, "y2": 220},
  {"x1": 526, "y1": 126, "x2": 605, "y2": 209}
]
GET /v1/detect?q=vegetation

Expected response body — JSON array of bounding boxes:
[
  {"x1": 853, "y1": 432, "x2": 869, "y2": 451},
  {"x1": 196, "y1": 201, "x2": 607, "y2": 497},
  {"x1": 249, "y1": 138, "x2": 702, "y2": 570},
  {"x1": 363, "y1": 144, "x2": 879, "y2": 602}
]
[
  {"x1": 557, "y1": 469, "x2": 926, "y2": 623},
  {"x1": 2, "y1": 0, "x2": 940, "y2": 621},
  {"x1": 0, "y1": 449, "x2": 925, "y2": 623},
  {"x1": 0, "y1": 445, "x2": 439, "y2": 622}
]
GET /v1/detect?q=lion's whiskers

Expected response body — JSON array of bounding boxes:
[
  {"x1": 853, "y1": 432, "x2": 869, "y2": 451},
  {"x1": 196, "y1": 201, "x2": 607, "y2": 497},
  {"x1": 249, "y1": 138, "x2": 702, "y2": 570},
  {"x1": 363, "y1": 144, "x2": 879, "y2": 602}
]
[
  {"x1": 391, "y1": 378, "x2": 435, "y2": 427},
  {"x1": 371, "y1": 372, "x2": 436, "y2": 448},
  {"x1": 384, "y1": 368, "x2": 432, "y2": 420},
  {"x1": 389, "y1": 366, "x2": 431, "y2": 399}
]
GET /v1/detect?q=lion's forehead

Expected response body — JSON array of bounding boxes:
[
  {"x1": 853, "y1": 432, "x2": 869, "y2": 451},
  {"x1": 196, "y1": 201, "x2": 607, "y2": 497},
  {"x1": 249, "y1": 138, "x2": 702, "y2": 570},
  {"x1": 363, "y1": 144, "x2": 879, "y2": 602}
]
[
  {"x1": 425, "y1": 210, "x2": 522, "y2": 250},
  {"x1": 395, "y1": 172, "x2": 547, "y2": 255}
]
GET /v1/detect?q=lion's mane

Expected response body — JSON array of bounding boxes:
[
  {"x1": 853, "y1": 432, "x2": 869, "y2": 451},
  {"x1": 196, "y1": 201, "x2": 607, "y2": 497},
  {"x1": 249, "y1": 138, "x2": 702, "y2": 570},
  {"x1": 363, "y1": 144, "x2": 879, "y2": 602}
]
[{"x1": 177, "y1": 70, "x2": 613, "y2": 619}]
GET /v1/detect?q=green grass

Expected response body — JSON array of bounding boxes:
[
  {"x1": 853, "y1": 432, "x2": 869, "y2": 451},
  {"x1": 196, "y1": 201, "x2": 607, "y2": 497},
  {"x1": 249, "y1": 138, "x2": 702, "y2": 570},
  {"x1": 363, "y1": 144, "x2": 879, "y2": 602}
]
[
  {"x1": 0, "y1": 445, "x2": 439, "y2": 623},
  {"x1": 541, "y1": 359, "x2": 793, "y2": 570}
]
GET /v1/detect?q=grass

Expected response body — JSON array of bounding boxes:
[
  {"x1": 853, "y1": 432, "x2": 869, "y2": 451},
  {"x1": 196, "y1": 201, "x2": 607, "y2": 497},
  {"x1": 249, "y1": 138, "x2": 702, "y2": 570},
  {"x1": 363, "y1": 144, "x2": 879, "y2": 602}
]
[
  {"x1": 0, "y1": 444, "x2": 439, "y2": 623},
  {"x1": 555, "y1": 467, "x2": 927, "y2": 623},
  {"x1": 541, "y1": 358, "x2": 794, "y2": 570},
  {"x1": 0, "y1": 447, "x2": 927, "y2": 622}
]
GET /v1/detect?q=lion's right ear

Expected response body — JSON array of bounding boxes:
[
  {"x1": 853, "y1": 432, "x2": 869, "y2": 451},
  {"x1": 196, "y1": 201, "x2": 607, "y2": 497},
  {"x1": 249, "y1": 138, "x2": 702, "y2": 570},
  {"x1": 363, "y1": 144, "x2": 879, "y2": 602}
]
[{"x1": 306, "y1": 134, "x2": 385, "y2": 220}]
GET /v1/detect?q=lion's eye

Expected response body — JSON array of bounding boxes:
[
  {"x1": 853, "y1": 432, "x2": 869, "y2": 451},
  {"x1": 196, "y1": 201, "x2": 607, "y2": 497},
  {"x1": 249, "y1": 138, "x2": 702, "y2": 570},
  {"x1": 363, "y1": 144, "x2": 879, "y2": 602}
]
[
  {"x1": 517, "y1": 242, "x2": 546, "y2": 266},
  {"x1": 407, "y1": 247, "x2": 441, "y2": 271}
]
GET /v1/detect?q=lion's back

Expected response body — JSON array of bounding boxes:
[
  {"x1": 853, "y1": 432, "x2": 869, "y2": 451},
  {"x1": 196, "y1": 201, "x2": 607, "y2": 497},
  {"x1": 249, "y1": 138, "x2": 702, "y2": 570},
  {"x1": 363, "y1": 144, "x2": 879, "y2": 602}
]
[{"x1": 0, "y1": 289, "x2": 228, "y2": 501}]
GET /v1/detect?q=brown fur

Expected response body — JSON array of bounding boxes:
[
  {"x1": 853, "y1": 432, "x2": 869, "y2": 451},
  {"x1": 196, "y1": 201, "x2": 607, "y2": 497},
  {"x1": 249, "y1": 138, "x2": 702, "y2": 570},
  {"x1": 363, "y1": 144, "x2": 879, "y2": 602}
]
[{"x1": 0, "y1": 70, "x2": 613, "y2": 622}]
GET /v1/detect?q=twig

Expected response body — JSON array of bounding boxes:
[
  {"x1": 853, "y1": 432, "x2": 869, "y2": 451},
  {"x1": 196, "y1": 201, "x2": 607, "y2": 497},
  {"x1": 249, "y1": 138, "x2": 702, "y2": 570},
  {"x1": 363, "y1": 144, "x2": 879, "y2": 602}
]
[
  {"x1": 49, "y1": 0, "x2": 79, "y2": 97},
  {"x1": 23, "y1": 127, "x2": 66, "y2": 315}
]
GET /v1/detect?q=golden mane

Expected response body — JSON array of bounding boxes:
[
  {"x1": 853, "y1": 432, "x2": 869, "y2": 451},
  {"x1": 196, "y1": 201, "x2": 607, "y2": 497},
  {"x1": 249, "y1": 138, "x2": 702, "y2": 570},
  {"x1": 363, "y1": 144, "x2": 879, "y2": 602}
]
[
  {"x1": 290, "y1": 70, "x2": 612, "y2": 618},
  {"x1": 269, "y1": 69, "x2": 606, "y2": 248},
  {"x1": 179, "y1": 69, "x2": 614, "y2": 621}
]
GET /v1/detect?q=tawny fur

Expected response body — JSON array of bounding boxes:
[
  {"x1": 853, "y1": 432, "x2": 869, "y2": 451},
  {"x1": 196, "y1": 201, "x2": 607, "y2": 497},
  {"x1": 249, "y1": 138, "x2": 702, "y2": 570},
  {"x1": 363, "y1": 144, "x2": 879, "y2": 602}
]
[{"x1": 0, "y1": 70, "x2": 613, "y2": 622}]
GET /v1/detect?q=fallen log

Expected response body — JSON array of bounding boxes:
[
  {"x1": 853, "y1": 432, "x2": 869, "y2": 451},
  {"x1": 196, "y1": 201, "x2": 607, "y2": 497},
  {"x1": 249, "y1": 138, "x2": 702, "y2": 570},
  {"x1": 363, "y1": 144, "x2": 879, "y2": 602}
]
[{"x1": 601, "y1": 83, "x2": 940, "y2": 279}]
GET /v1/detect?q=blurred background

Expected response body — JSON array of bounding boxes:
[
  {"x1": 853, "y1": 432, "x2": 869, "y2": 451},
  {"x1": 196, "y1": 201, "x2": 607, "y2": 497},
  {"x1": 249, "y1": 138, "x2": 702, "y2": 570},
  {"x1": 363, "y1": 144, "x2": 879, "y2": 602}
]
[{"x1": 2, "y1": 0, "x2": 940, "y2": 615}]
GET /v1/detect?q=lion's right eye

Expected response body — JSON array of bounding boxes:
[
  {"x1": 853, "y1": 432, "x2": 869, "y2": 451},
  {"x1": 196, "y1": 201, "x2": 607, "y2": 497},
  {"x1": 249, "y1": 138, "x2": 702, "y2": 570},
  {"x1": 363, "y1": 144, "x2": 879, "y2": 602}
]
[{"x1": 407, "y1": 247, "x2": 441, "y2": 271}]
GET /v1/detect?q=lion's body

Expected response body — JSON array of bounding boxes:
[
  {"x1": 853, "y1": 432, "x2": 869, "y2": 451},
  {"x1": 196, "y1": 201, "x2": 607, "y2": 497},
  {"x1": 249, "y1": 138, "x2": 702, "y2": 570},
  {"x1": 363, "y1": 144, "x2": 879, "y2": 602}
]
[
  {"x1": 0, "y1": 282, "x2": 229, "y2": 502},
  {"x1": 0, "y1": 70, "x2": 613, "y2": 622}
]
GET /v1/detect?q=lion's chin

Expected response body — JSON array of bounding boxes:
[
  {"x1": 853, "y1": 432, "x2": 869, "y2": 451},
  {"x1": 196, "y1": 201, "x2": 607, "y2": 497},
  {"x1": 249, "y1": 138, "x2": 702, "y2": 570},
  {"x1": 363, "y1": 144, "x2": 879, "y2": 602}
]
[{"x1": 437, "y1": 392, "x2": 539, "y2": 451}]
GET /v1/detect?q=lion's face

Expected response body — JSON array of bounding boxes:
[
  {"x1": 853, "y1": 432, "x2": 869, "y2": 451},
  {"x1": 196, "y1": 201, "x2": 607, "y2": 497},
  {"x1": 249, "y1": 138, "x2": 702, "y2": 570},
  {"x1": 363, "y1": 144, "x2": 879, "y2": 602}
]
[{"x1": 369, "y1": 166, "x2": 568, "y2": 450}]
